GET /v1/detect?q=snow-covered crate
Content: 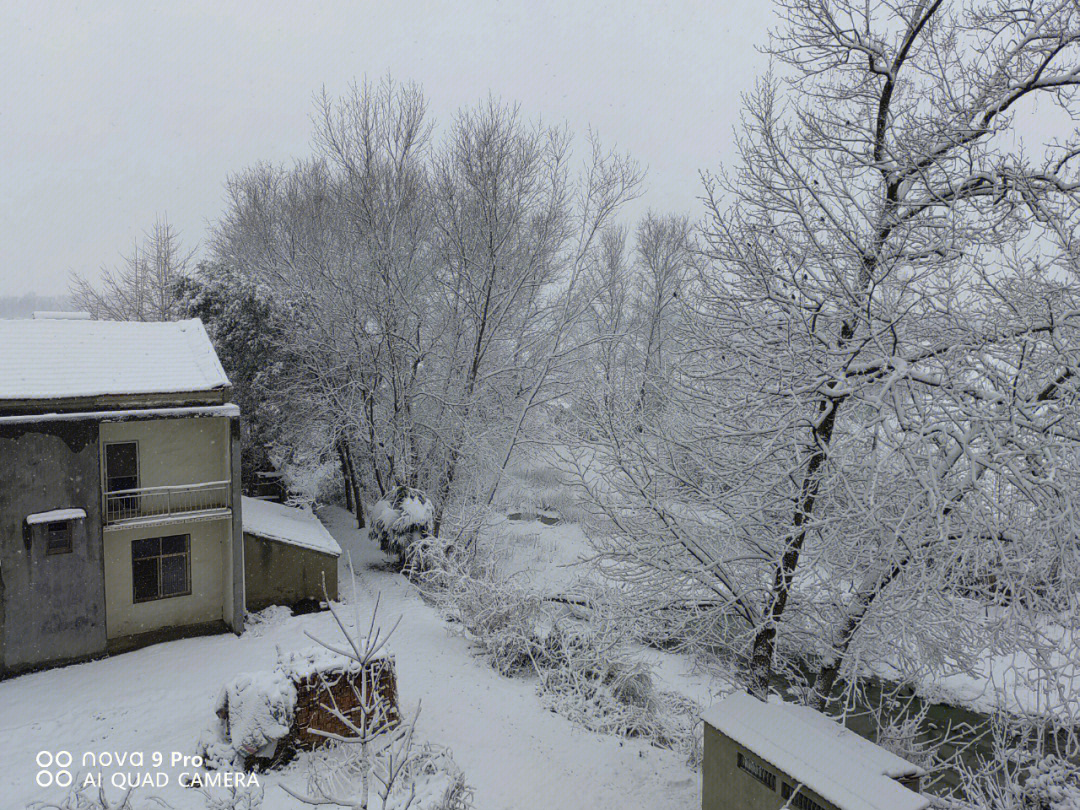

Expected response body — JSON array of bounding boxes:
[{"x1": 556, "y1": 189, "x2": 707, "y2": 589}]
[{"x1": 278, "y1": 645, "x2": 401, "y2": 751}]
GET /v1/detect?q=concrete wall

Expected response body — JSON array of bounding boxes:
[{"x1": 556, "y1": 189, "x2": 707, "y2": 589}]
[
  {"x1": 99, "y1": 416, "x2": 231, "y2": 491},
  {"x1": 0, "y1": 419, "x2": 108, "y2": 673},
  {"x1": 102, "y1": 517, "x2": 230, "y2": 639},
  {"x1": 243, "y1": 532, "x2": 338, "y2": 612},
  {"x1": 99, "y1": 414, "x2": 243, "y2": 639},
  {"x1": 702, "y1": 722, "x2": 838, "y2": 810}
]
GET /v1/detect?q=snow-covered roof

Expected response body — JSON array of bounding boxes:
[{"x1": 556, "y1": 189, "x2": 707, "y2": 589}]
[
  {"x1": 0, "y1": 403, "x2": 239, "y2": 425},
  {"x1": 0, "y1": 318, "x2": 230, "y2": 402},
  {"x1": 241, "y1": 497, "x2": 342, "y2": 557},
  {"x1": 25, "y1": 508, "x2": 87, "y2": 525},
  {"x1": 702, "y1": 692, "x2": 929, "y2": 810},
  {"x1": 33, "y1": 311, "x2": 90, "y2": 320}
]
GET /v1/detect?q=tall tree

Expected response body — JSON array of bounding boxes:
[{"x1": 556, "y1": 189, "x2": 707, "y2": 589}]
[
  {"x1": 70, "y1": 216, "x2": 193, "y2": 321},
  {"x1": 177, "y1": 261, "x2": 290, "y2": 493},
  {"x1": 580, "y1": 0, "x2": 1080, "y2": 717}
]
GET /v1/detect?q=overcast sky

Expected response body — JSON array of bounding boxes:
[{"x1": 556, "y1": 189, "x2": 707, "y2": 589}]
[{"x1": 0, "y1": 1, "x2": 774, "y2": 297}]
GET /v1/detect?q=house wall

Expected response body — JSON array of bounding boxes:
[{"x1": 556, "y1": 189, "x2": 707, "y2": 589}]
[
  {"x1": 702, "y1": 722, "x2": 838, "y2": 810},
  {"x1": 243, "y1": 532, "x2": 339, "y2": 612},
  {"x1": 1, "y1": 408, "x2": 243, "y2": 669},
  {"x1": 102, "y1": 517, "x2": 230, "y2": 640},
  {"x1": 0, "y1": 419, "x2": 108, "y2": 673},
  {"x1": 99, "y1": 416, "x2": 231, "y2": 490}
]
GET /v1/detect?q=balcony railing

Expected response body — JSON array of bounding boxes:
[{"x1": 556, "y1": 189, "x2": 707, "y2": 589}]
[{"x1": 104, "y1": 481, "x2": 231, "y2": 526}]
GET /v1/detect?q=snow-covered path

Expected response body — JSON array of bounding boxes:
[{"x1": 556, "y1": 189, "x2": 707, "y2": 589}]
[{"x1": 0, "y1": 506, "x2": 699, "y2": 809}]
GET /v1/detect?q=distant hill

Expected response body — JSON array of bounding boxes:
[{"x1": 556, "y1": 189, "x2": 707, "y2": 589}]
[{"x1": 0, "y1": 293, "x2": 71, "y2": 319}]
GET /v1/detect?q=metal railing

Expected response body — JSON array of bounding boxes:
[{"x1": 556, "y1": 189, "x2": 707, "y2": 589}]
[{"x1": 104, "y1": 481, "x2": 230, "y2": 526}]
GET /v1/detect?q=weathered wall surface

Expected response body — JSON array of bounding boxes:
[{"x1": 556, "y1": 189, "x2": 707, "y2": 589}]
[
  {"x1": 702, "y1": 723, "x2": 839, "y2": 810},
  {"x1": 243, "y1": 532, "x2": 338, "y2": 612},
  {"x1": 99, "y1": 416, "x2": 231, "y2": 490},
  {"x1": 0, "y1": 419, "x2": 107, "y2": 673},
  {"x1": 103, "y1": 517, "x2": 229, "y2": 639}
]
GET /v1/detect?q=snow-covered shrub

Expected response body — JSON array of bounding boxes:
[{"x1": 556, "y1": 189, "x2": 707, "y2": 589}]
[
  {"x1": 398, "y1": 745, "x2": 474, "y2": 810},
  {"x1": 535, "y1": 619, "x2": 700, "y2": 755},
  {"x1": 198, "y1": 783, "x2": 265, "y2": 809},
  {"x1": 430, "y1": 560, "x2": 544, "y2": 676},
  {"x1": 422, "y1": 559, "x2": 702, "y2": 764},
  {"x1": 939, "y1": 747, "x2": 1080, "y2": 810},
  {"x1": 371, "y1": 485, "x2": 436, "y2": 567},
  {"x1": 216, "y1": 671, "x2": 297, "y2": 758},
  {"x1": 871, "y1": 701, "x2": 939, "y2": 777},
  {"x1": 297, "y1": 735, "x2": 473, "y2": 810},
  {"x1": 29, "y1": 784, "x2": 166, "y2": 810}
]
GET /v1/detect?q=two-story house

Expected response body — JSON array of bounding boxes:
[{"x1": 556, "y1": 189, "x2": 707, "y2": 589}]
[{"x1": 0, "y1": 315, "x2": 245, "y2": 676}]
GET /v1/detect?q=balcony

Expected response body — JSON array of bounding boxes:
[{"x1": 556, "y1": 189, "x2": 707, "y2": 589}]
[{"x1": 104, "y1": 481, "x2": 231, "y2": 528}]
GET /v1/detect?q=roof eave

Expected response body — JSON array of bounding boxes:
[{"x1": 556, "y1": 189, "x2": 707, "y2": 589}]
[{"x1": 0, "y1": 385, "x2": 232, "y2": 417}]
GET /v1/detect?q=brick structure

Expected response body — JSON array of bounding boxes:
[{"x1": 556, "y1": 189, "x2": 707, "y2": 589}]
[{"x1": 287, "y1": 653, "x2": 401, "y2": 749}]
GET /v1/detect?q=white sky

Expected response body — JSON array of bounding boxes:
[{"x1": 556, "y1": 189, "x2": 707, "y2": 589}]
[{"x1": 0, "y1": 1, "x2": 774, "y2": 297}]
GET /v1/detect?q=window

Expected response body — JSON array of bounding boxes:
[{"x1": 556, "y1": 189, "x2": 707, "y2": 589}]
[
  {"x1": 736, "y1": 751, "x2": 776, "y2": 791},
  {"x1": 132, "y1": 534, "x2": 190, "y2": 602},
  {"x1": 105, "y1": 441, "x2": 139, "y2": 492},
  {"x1": 781, "y1": 783, "x2": 827, "y2": 810},
  {"x1": 45, "y1": 521, "x2": 73, "y2": 554}
]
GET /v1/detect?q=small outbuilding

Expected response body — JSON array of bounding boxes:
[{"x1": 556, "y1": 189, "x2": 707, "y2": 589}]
[
  {"x1": 241, "y1": 497, "x2": 341, "y2": 611},
  {"x1": 701, "y1": 691, "x2": 928, "y2": 810}
]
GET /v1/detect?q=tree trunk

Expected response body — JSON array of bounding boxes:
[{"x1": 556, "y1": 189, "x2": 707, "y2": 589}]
[
  {"x1": 342, "y1": 440, "x2": 365, "y2": 529},
  {"x1": 336, "y1": 438, "x2": 355, "y2": 514},
  {"x1": 747, "y1": 394, "x2": 843, "y2": 699}
]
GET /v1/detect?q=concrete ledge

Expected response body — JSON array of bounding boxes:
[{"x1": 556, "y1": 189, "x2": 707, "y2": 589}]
[
  {"x1": 0, "y1": 650, "x2": 109, "y2": 681},
  {"x1": 107, "y1": 619, "x2": 230, "y2": 655}
]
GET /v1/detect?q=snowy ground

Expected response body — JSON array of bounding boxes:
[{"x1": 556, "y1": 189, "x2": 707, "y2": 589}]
[{"x1": 0, "y1": 506, "x2": 708, "y2": 809}]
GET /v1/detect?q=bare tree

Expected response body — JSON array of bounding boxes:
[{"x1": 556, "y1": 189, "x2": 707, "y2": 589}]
[
  {"x1": 70, "y1": 216, "x2": 193, "y2": 321},
  {"x1": 428, "y1": 101, "x2": 642, "y2": 533},
  {"x1": 631, "y1": 213, "x2": 694, "y2": 420},
  {"x1": 577, "y1": 0, "x2": 1080, "y2": 728}
]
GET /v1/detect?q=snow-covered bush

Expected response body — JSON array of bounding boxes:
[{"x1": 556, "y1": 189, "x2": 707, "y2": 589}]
[
  {"x1": 422, "y1": 559, "x2": 702, "y2": 765},
  {"x1": 939, "y1": 737, "x2": 1080, "y2": 810},
  {"x1": 397, "y1": 745, "x2": 474, "y2": 810},
  {"x1": 199, "y1": 784, "x2": 265, "y2": 810},
  {"x1": 428, "y1": 561, "x2": 544, "y2": 676},
  {"x1": 371, "y1": 486, "x2": 436, "y2": 568},
  {"x1": 297, "y1": 735, "x2": 472, "y2": 810},
  {"x1": 29, "y1": 784, "x2": 169, "y2": 810},
  {"x1": 217, "y1": 671, "x2": 297, "y2": 758}
]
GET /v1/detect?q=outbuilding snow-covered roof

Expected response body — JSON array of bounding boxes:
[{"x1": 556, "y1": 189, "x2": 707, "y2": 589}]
[
  {"x1": 0, "y1": 318, "x2": 230, "y2": 402},
  {"x1": 702, "y1": 691, "x2": 929, "y2": 810},
  {"x1": 241, "y1": 497, "x2": 342, "y2": 557}
]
